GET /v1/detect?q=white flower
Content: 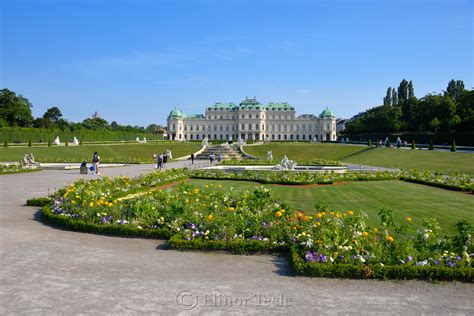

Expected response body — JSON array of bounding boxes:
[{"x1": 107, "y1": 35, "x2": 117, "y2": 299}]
[{"x1": 416, "y1": 260, "x2": 428, "y2": 266}]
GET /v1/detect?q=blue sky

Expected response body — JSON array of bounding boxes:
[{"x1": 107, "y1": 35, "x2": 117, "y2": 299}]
[{"x1": 1, "y1": 0, "x2": 472, "y2": 126}]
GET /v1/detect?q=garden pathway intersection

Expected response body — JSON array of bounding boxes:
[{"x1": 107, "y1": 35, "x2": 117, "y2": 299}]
[{"x1": 1, "y1": 161, "x2": 473, "y2": 314}]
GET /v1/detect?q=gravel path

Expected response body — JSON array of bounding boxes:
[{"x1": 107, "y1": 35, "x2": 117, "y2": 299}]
[{"x1": 1, "y1": 162, "x2": 473, "y2": 314}]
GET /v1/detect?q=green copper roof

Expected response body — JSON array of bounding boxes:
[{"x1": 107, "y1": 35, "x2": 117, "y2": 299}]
[
  {"x1": 266, "y1": 102, "x2": 294, "y2": 110},
  {"x1": 319, "y1": 107, "x2": 334, "y2": 118},
  {"x1": 239, "y1": 97, "x2": 261, "y2": 106},
  {"x1": 186, "y1": 114, "x2": 205, "y2": 119},
  {"x1": 169, "y1": 108, "x2": 184, "y2": 118}
]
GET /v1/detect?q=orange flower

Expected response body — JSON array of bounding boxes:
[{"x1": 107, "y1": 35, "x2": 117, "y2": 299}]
[
  {"x1": 386, "y1": 236, "x2": 394, "y2": 242},
  {"x1": 362, "y1": 231, "x2": 369, "y2": 237},
  {"x1": 207, "y1": 214, "x2": 214, "y2": 221},
  {"x1": 275, "y1": 211, "x2": 283, "y2": 217}
]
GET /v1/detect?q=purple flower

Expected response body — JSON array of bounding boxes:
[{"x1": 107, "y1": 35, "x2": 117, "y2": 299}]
[
  {"x1": 457, "y1": 256, "x2": 462, "y2": 261},
  {"x1": 188, "y1": 223, "x2": 196, "y2": 230},
  {"x1": 407, "y1": 256, "x2": 413, "y2": 262},
  {"x1": 318, "y1": 254, "x2": 327, "y2": 263},
  {"x1": 433, "y1": 260, "x2": 440, "y2": 266},
  {"x1": 290, "y1": 238, "x2": 297, "y2": 243},
  {"x1": 338, "y1": 255, "x2": 345, "y2": 261},
  {"x1": 305, "y1": 251, "x2": 316, "y2": 262}
]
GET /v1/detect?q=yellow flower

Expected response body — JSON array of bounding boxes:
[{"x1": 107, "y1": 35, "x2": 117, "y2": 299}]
[
  {"x1": 71, "y1": 200, "x2": 76, "y2": 205},
  {"x1": 275, "y1": 211, "x2": 283, "y2": 217},
  {"x1": 75, "y1": 195, "x2": 80, "y2": 199},
  {"x1": 316, "y1": 213, "x2": 322, "y2": 218},
  {"x1": 280, "y1": 209, "x2": 285, "y2": 213},
  {"x1": 208, "y1": 214, "x2": 214, "y2": 221},
  {"x1": 316, "y1": 222, "x2": 321, "y2": 226},
  {"x1": 386, "y1": 236, "x2": 394, "y2": 242},
  {"x1": 362, "y1": 231, "x2": 369, "y2": 237},
  {"x1": 405, "y1": 216, "x2": 412, "y2": 222},
  {"x1": 228, "y1": 207, "x2": 235, "y2": 212},
  {"x1": 321, "y1": 212, "x2": 326, "y2": 216},
  {"x1": 373, "y1": 228, "x2": 379, "y2": 233},
  {"x1": 89, "y1": 202, "x2": 94, "y2": 207},
  {"x1": 330, "y1": 212, "x2": 334, "y2": 216},
  {"x1": 108, "y1": 202, "x2": 113, "y2": 207},
  {"x1": 347, "y1": 210, "x2": 354, "y2": 216}
]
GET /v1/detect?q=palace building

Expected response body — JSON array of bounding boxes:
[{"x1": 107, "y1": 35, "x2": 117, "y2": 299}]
[{"x1": 167, "y1": 97, "x2": 337, "y2": 142}]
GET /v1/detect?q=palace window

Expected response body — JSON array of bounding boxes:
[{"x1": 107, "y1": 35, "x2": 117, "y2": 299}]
[{"x1": 255, "y1": 124, "x2": 259, "y2": 130}]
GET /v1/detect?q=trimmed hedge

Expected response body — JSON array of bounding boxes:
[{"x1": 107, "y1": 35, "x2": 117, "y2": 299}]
[
  {"x1": 42, "y1": 206, "x2": 172, "y2": 239},
  {"x1": 26, "y1": 196, "x2": 52, "y2": 206},
  {"x1": 290, "y1": 248, "x2": 474, "y2": 281},
  {"x1": 168, "y1": 234, "x2": 286, "y2": 254}
]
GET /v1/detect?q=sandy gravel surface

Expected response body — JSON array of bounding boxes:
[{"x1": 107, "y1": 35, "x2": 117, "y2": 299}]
[{"x1": 1, "y1": 162, "x2": 473, "y2": 315}]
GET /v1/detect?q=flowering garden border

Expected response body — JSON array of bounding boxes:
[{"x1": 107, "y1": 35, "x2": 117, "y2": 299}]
[{"x1": 28, "y1": 168, "x2": 473, "y2": 281}]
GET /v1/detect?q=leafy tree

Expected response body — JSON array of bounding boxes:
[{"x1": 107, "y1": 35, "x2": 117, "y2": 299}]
[
  {"x1": 33, "y1": 117, "x2": 53, "y2": 129},
  {"x1": 408, "y1": 80, "x2": 415, "y2": 99},
  {"x1": 0, "y1": 88, "x2": 34, "y2": 126},
  {"x1": 429, "y1": 117, "x2": 440, "y2": 132},
  {"x1": 383, "y1": 87, "x2": 392, "y2": 106},
  {"x1": 82, "y1": 117, "x2": 110, "y2": 130},
  {"x1": 446, "y1": 79, "x2": 465, "y2": 100},
  {"x1": 397, "y1": 79, "x2": 409, "y2": 104},
  {"x1": 392, "y1": 87, "x2": 398, "y2": 106},
  {"x1": 43, "y1": 106, "x2": 62, "y2": 122}
]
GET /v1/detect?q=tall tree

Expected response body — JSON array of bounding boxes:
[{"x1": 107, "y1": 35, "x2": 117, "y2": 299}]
[
  {"x1": 43, "y1": 106, "x2": 62, "y2": 122},
  {"x1": 0, "y1": 88, "x2": 34, "y2": 127},
  {"x1": 383, "y1": 87, "x2": 392, "y2": 106},
  {"x1": 446, "y1": 79, "x2": 465, "y2": 100},
  {"x1": 397, "y1": 79, "x2": 409, "y2": 104},
  {"x1": 392, "y1": 88, "x2": 398, "y2": 106},
  {"x1": 408, "y1": 81, "x2": 415, "y2": 99}
]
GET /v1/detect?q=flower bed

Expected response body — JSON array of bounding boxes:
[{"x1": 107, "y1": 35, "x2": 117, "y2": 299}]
[
  {"x1": 190, "y1": 169, "x2": 473, "y2": 192},
  {"x1": 0, "y1": 164, "x2": 41, "y2": 175},
  {"x1": 36, "y1": 169, "x2": 473, "y2": 281},
  {"x1": 221, "y1": 158, "x2": 342, "y2": 166}
]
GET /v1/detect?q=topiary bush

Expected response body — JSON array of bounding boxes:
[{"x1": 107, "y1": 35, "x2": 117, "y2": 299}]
[
  {"x1": 451, "y1": 140, "x2": 457, "y2": 152},
  {"x1": 429, "y1": 139, "x2": 434, "y2": 150}
]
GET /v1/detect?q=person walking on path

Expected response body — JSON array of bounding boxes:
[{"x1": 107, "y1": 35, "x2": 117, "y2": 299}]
[
  {"x1": 163, "y1": 152, "x2": 168, "y2": 168},
  {"x1": 191, "y1": 153, "x2": 195, "y2": 164},
  {"x1": 217, "y1": 153, "x2": 222, "y2": 163},
  {"x1": 158, "y1": 153, "x2": 163, "y2": 169},
  {"x1": 92, "y1": 151, "x2": 100, "y2": 175},
  {"x1": 209, "y1": 153, "x2": 214, "y2": 164}
]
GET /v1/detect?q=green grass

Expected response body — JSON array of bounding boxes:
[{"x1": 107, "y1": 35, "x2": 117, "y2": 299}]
[
  {"x1": 188, "y1": 179, "x2": 474, "y2": 233},
  {"x1": 243, "y1": 143, "x2": 474, "y2": 175},
  {"x1": 0, "y1": 142, "x2": 200, "y2": 163}
]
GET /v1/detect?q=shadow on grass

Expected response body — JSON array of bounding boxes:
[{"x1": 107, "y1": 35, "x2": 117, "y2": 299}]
[{"x1": 338, "y1": 146, "x2": 376, "y2": 161}]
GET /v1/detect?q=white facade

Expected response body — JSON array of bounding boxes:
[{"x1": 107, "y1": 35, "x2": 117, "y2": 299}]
[{"x1": 167, "y1": 98, "x2": 337, "y2": 142}]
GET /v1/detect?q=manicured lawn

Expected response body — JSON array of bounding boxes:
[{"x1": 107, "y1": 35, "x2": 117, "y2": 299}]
[
  {"x1": 0, "y1": 143, "x2": 201, "y2": 163},
  {"x1": 188, "y1": 179, "x2": 474, "y2": 233},
  {"x1": 243, "y1": 143, "x2": 474, "y2": 175}
]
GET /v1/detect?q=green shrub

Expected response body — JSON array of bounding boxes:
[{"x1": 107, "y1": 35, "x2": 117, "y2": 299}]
[
  {"x1": 3, "y1": 140, "x2": 7, "y2": 147},
  {"x1": 429, "y1": 140, "x2": 434, "y2": 150},
  {"x1": 368, "y1": 139, "x2": 372, "y2": 147},
  {"x1": 26, "y1": 197, "x2": 52, "y2": 206},
  {"x1": 48, "y1": 139, "x2": 51, "y2": 146},
  {"x1": 28, "y1": 139, "x2": 32, "y2": 147},
  {"x1": 65, "y1": 140, "x2": 68, "y2": 146},
  {"x1": 451, "y1": 140, "x2": 457, "y2": 152}
]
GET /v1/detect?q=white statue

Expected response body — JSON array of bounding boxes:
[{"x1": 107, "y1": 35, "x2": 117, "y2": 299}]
[
  {"x1": 73, "y1": 136, "x2": 79, "y2": 145},
  {"x1": 313, "y1": 136, "x2": 317, "y2": 142},
  {"x1": 275, "y1": 155, "x2": 297, "y2": 170},
  {"x1": 143, "y1": 137, "x2": 147, "y2": 143},
  {"x1": 396, "y1": 137, "x2": 402, "y2": 147},
  {"x1": 237, "y1": 137, "x2": 246, "y2": 147},
  {"x1": 267, "y1": 150, "x2": 273, "y2": 161},
  {"x1": 166, "y1": 149, "x2": 172, "y2": 159},
  {"x1": 384, "y1": 137, "x2": 390, "y2": 147},
  {"x1": 136, "y1": 136, "x2": 140, "y2": 142},
  {"x1": 54, "y1": 136, "x2": 60, "y2": 146},
  {"x1": 201, "y1": 137, "x2": 209, "y2": 147}
]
